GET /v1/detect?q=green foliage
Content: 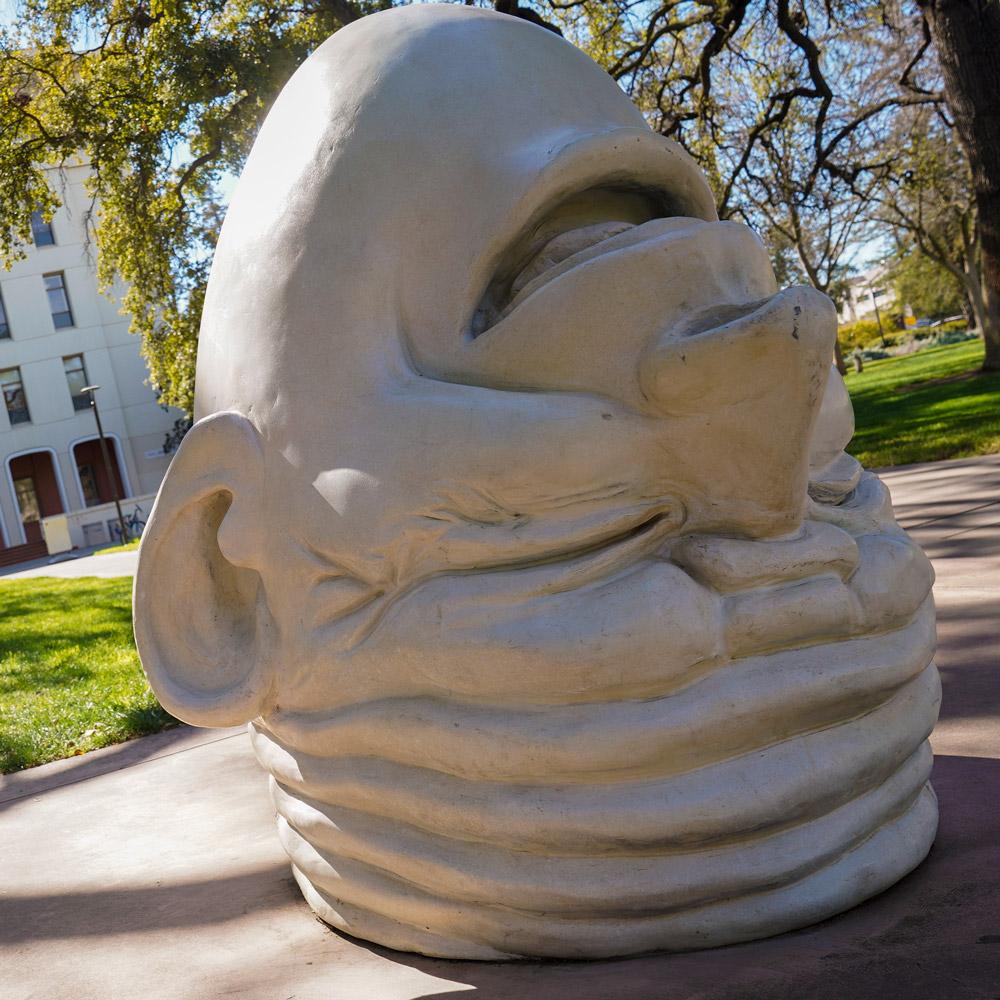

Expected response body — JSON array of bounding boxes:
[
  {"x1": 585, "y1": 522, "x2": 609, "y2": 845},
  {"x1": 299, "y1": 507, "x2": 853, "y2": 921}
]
[
  {"x1": 0, "y1": 576, "x2": 174, "y2": 772},
  {"x1": 891, "y1": 243, "x2": 965, "y2": 321},
  {"x1": 845, "y1": 339, "x2": 1000, "y2": 468},
  {"x1": 933, "y1": 322, "x2": 975, "y2": 341},
  {"x1": 0, "y1": 0, "x2": 386, "y2": 416},
  {"x1": 839, "y1": 318, "x2": 887, "y2": 351},
  {"x1": 764, "y1": 228, "x2": 807, "y2": 288}
]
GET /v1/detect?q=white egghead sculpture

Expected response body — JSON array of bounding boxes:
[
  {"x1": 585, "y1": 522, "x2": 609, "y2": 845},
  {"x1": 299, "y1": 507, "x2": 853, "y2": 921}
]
[{"x1": 134, "y1": 5, "x2": 939, "y2": 960}]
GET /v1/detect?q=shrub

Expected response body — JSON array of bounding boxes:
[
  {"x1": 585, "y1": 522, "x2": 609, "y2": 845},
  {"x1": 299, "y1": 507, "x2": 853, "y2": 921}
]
[
  {"x1": 933, "y1": 327, "x2": 977, "y2": 346},
  {"x1": 838, "y1": 318, "x2": 889, "y2": 350}
]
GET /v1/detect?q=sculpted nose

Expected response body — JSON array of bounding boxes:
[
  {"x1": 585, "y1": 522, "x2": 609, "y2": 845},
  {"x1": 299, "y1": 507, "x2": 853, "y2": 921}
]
[
  {"x1": 639, "y1": 286, "x2": 836, "y2": 417},
  {"x1": 639, "y1": 286, "x2": 839, "y2": 537}
]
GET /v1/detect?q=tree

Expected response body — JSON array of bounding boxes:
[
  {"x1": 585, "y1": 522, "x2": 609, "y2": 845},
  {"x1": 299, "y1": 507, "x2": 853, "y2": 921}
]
[
  {"x1": 891, "y1": 242, "x2": 965, "y2": 320},
  {"x1": 0, "y1": 0, "x2": 384, "y2": 416},
  {"x1": 3, "y1": 0, "x2": 997, "y2": 415},
  {"x1": 547, "y1": 0, "x2": 999, "y2": 368},
  {"x1": 546, "y1": 0, "x2": 937, "y2": 372},
  {"x1": 917, "y1": 0, "x2": 1000, "y2": 367},
  {"x1": 548, "y1": 1, "x2": 939, "y2": 213},
  {"x1": 736, "y1": 118, "x2": 874, "y2": 372},
  {"x1": 869, "y1": 111, "x2": 985, "y2": 332}
]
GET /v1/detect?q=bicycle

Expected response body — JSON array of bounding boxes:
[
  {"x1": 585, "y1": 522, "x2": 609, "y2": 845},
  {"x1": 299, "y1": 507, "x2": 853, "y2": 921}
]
[{"x1": 109, "y1": 504, "x2": 147, "y2": 543}]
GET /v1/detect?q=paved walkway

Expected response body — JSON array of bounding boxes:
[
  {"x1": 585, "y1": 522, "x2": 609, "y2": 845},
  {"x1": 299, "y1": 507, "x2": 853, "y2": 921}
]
[
  {"x1": 2, "y1": 456, "x2": 998, "y2": 1000},
  {"x1": 0, "y1": 546, "x2": 138, "y2": 579}
]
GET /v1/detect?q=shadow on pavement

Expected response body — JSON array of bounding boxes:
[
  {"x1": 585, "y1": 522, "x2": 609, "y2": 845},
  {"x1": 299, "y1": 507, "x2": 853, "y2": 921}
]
[
  {"x1": 0, "y1": 863, "x2": 297, "y2": 944},
  {"x1": 935, "y1": 595, "x2": 1000, "y2": 725}
]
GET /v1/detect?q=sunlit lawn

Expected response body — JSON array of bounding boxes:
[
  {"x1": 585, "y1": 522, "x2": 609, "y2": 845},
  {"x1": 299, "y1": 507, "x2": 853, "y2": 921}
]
[
  {"x1": 845, "y1": 338, "x2": 1000, "y2": 469},
  {"x1": 0, "y1": 577, "x2": 174, "y2": 773},
  {"x1": 94, "y1": 537, "x2": 141, "y2": 555}
]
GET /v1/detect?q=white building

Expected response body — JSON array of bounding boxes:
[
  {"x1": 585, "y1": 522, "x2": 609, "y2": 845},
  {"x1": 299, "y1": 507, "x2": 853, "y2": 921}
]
[
  {"x1": 0, "y1": 163, "x2": 179, "y2": 565},
  {"x1": 838, "y1": 264, "x2": 899, "y2": 326}
]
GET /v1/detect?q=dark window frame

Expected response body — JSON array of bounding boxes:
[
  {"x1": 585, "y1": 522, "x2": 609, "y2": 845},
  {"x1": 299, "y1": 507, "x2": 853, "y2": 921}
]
[
  {"x1": 0, "y1": 288, "x2": 9, "y2": 339},
  {"x1": 1, "y1": 366, "x2": 30, "y2": 425},
  {"x1": 77, "y1": 462, "x2": 101, "y2": 507},
  {"x1": 43, "y1": 272, "x2": 74, "y2": 329},
  {"x1": 30, "y1": 211, "x2": 56, "y2": 247},
  {"x1": 63, "y1": 353, "x2": 90, "y2": 411}
]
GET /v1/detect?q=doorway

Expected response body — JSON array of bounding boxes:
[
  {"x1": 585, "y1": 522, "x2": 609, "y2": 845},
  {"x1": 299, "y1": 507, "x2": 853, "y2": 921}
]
[
  {"x1": 9, "y1": 452, "x2": 64, "y2": 543},
  {"x1": 73, "y1": 439, "x2": 126, "y2": 507}
]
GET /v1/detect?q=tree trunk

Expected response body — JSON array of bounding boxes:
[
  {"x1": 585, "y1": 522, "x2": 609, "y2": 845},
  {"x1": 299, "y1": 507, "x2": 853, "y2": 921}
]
[
  {"x1": 833, "y1": 338, "x2": 848, "y2": 375},
  {"x1": 493, "y1": 0, "x2": 563, "y2": 34},
  {"x1": 960, "y1": 288, "x2": 976, "y2": 327},
  {"x1": 920, "y1": 0, "x2": 1000, "y2": 369},
  {"x1": 962, "y1": 257, "x2": 989, "y2": 336}
]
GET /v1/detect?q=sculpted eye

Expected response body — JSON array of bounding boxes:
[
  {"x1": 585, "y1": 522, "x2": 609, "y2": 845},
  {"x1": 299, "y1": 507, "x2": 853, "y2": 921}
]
[{"x1": 471, "y1": 185, "x2": 674, "y2": 337}]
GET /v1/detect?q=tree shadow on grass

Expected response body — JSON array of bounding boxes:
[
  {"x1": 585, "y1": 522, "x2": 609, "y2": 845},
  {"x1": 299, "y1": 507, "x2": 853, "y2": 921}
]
[
  {"x1": 0, "y1": 577, "x2": 173, "y2": 772},
  {"x1": 851, "y1": 370, "x2": 1000, "y2": 465},
  {"x1": 0, "y1": 578, "x2": 139, "y2": 700},
  {"x1": 0, "y1": 585, "x2": 135, "y2": 660},
  {"x1": 0, "y1": 659, "x2": 100, "y2": 695},
  {"x1": 0, "y1": 700, "x2": 177, "y2": 774}
]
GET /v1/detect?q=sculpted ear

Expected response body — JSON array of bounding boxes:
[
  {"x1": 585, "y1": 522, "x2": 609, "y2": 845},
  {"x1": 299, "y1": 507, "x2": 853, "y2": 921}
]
[{"x1": 134, "y1": 412, "x2": 275, "y2": 728}]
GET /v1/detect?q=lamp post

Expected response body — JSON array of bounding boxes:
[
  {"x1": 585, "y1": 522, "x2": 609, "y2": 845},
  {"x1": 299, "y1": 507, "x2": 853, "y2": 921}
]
[
  {"x1": 868, "y1": 285, "x2": 889, "y2": 348},
  {"x1": 81, "y1": 385, "x2": 130, "y2": 546}
]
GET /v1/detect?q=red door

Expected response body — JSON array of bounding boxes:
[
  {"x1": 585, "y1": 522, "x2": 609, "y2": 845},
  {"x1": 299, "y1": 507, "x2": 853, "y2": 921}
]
[
  {"x1": 10, "y1": 452, "x2": 63, "y2": 543},
  {"x1": 13, "y1": 476, "x2": 42, "y2": 543},
  {"x1": 73, "y1": 439, "x2": 125, "y2": 504}
]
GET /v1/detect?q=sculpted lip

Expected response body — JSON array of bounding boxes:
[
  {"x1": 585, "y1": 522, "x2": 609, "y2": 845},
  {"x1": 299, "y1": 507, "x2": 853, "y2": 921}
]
[
  {"x1": 470, "y1": 127, "x2": 718, "y2": 337},
  {"x1": 489, "y1": 504, "x2": 683, "y2": 594},
  {"x1": 497, "y1": 216, "x2": 790, "y2": 346},
  {"x1": 502, "y1": 216, "x2": 705, "y2": 318},
  {"x1": 345, "y1": 503, "x2": 686, "y2": 647}
]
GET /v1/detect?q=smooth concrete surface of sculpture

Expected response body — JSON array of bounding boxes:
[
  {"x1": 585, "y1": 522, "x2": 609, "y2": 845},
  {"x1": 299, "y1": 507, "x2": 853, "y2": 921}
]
[{"x1": 133, "y1": 5, "x2": 940, "y2": 961}]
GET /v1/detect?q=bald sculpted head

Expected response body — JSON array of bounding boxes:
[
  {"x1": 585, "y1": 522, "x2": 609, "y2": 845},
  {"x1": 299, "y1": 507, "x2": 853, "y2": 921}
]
[{"x1": 134, "y1": 6, "x2": 937, "y2": 961}]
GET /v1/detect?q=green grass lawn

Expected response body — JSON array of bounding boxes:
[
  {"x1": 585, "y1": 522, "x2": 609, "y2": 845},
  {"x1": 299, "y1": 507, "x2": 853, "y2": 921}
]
[
  {"x1": 0, "y1": 577, "x2": 175, "y2": 773},
  {"x1": 845, "y1": 339, "x2": 1000, "y2": 469},
  {"x1": 94, "y1": 537, "x2": 141, "y2": 555}
]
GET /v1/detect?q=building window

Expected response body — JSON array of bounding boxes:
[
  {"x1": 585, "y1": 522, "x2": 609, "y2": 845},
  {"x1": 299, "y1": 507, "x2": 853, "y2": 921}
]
[
  {"x1": 0, "y1": 290, "x2": 9, "y2": 339},
  {"x1": 78, "y1": 463, "x2": 101, "y2": 507},
  {"x1": 44, "y1": 272, "x2": 74, "y2": 328},
  {"x1": 13, "y1": 477, "x2": 40, "y2": 524},
  {"x1": 1, "y1": 366, "x2": 29, "y2": 424},
  {"x1": 63, "y1": 354, "x2": 91, "y2": 411},
  {"x1": 30, "y1": 211, "x2": 55, "y2": 247}
]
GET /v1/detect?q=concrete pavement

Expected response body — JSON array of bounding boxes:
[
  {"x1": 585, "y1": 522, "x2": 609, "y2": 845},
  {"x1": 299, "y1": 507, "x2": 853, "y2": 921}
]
[
  {"x1": 0, "y1": 546, "x2": 138, "y2": 579},
  {"x1": 883, "y1": 456, "x2": 1000, "y2": 762},
  {"x1": 1, "y1": 455, "x2": 998, "y2": 999}
]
